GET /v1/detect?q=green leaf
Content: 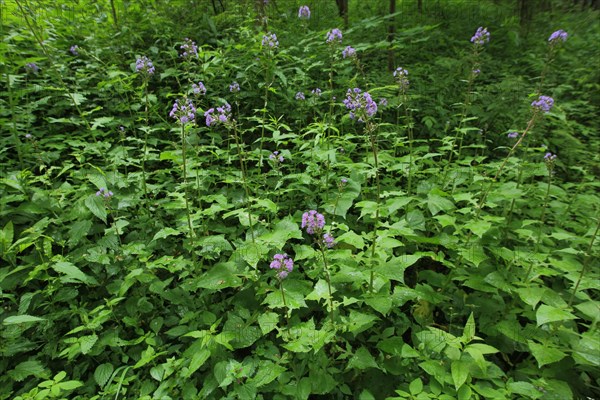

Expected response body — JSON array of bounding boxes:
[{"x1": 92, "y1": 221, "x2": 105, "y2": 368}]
[
  {"x1": 183, "y1": 348, "x2": 211, "y2": 378},
  {"x1": 427, "y1": 193, "x2": 454, "y2": 216},
  {"x1": 94, "y1": 363, "x2": 114, "y2": 388},
  {"x1": 462, "y1": 312, "x2": 475, "y2": 343},
  {"x1": 305, "y1": 279, "x2": 334, "y2": 302},
  {"x1": 67, "y1": 220, "x2": 92, "y2": 247},
  {"x1": 346, "y1": 347, "x2": 379, "y2": 371},
  {"x1": 195, "y1": 263, "x2": 242, "y2": 290},
  {"x1": 80, "y1": 334, "x2": 98, "y2": 354},
  {"x1": 507, "y1": 381, "x2": 543, "y2": 398},
  {"x1": 0, "y1": 220, "x2": 14, "y2": 254},
  {"x1": 346, "y1": 310, "x2": 378, "y2": 335},
  {"x1": 151, "y1": 227, "x2": 182, "y2": 242},
  {"x1": 257, "y1": 312, "x2": 279, "y2": 335},
  {"x1": 528, "y1": 341, "x2": 566, "y2": 367},
  {"x1": 3, "y1": 314, "x2": 45, "y2": 324},
  {"x1": 85, "y1": 195, "x2": 107, "y2": 223},
  {"x1": 451, "y1": 360, "x2": 469, "y2": 391},
  {"x1": 409, "y1": 378, "x2": 423, "y2": 395},
  {"x1": 52, "y1": 261, "x2": 97, "y2": 285},
  {"x1": 8, "y1": 360, "x2": 46, "y2": 381},
  {"x1": 337, "y1": 230, "x2": 365, "y2": 249},
  {"x1": 251, "y1": 361, "x2": 286, "y2": 387},
  {"x1": 464, "y1": 220, "x2": 492, "y2": 238},
  {"x1": 536, "y1": 304, "x2": 577, "y2": 326}
]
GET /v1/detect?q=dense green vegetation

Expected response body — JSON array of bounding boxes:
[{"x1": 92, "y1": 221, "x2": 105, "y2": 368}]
[{"x1": 1, "y1": 0, "x2": 599, "y2": 398}]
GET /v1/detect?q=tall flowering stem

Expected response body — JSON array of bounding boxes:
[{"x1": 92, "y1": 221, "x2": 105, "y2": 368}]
[
  {"x1": 444, "y1": 27, "x2": 490, "y2": 186},
  {"x1": 344, "y1": 88, "x2": 380, "y2": 292},
  {"x1": 270, "y1": 253, "x2": 294, "y2": 329},
  {"x1": 136, "y1": 56, "x2": 155, "y2": 204},
  {"x1": 394, "y1": 67, "x2": 414, "y2": 195},
  {"x1": 302, "y1": 211, "x2": 335, "y2": 326},
  {"x1": 170, "y1": 98, "x2": 197, "y2": 257}
]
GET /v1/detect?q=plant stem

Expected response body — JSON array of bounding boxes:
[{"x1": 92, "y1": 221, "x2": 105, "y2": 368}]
[
  {"x1": 525, "y1": 167, "x2": 552, "y2": 280},
  {"x1": 280, "y1": 280, "x2": 290, "y2": 332},
  {"x1": 568, "y1": 216, "x2": 600, "y2": 306},
  {"x1": 141, "y1": 83, "x2": 150, "y2": 203},
  {"x1": 232, "y1": 122, "x2": 256, "y2": 244},
  {"x1": 367, "y1": 123, "x2": 381, "y2": 293},
  {"x1": 319, "y1": 246, "x2": 335, "y2": 326},
  {"x1": 180, "y1": 124, "x2": 196, "y2": 258}
]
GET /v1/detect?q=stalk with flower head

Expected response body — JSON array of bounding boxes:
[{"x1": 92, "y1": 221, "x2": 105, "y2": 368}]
[
  {"x1": 136, "y1": 55, "x2": 155, "y2": 205},
  {"x1": 393, "y1": 67, "x2": 415, "y2": 195},
  {"x1": 170, "y1": 97, "x2": 197, "y2": 255},
  {"x1": 269, "y1": 253, "x2": 294, "y2": 327},
  {"x1": 344, "y1": 87, "x2": 381, "y2": 292},
  {"x1": 302, "y1": 210, "x2": 336, "y2": 325}
]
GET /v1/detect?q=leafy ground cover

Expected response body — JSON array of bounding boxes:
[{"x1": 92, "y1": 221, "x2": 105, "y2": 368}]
[{"x1": 1, "y1": 0, "x2": 599, "y2": 399}]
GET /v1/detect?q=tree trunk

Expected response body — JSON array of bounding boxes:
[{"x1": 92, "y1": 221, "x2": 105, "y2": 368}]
[
  {"x1": 255, "y1": 0, "x2": 268, "y2": 31},
  {"x1": 387, "y1": 0, "x2": 396, "y2": 72},
  {"x1": 335, "y1": 0, "x2": 349, "y2": 29}
]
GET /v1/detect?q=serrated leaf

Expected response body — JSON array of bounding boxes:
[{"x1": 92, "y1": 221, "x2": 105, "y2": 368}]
[
  {"x1": 409, "y1": 378, "x2": 423, "y2": 395},
  {"x1": 8, "y1": 360, "x2": 46, "y2": 381},
  {"x1": 462, "y1": 312, "x2": 475, "y2": 343},
  {"x1": 52, "y1": 261, "x2": 97, "y2": 285},
  {"x1": 3, "y1": 314, "x2": 45, "y2": 324},
  {"x1": 151, "y1": 227, "x2": 182, "y2": 242},
  {"x1": 536, "y1": 304, "x2": 577, "y2": 326},
  {"x1": 183, "y1": 348, "x2": 211, "y2": 378},
  {"x1": 427, "y1": 193, "x2": 454, "y2": 216},
  {"x1": 80, "y1": 334, "x2": 98, "y2": 354},
  {"x1": 451, "y1": 360, "x2": 470, "y2": 391},
  {"x1": 195, "y1": 263, "x2": 241, "y2": 290},
  {"x1": 464, "y1": 220, "x2": 492, "y2": 238},
  {"x1": 85, "y1": 195, "x2": 107, "y2": 223},
  {"x1": 306, "y1": 279, "x2": 333, "y2": 302},
  {"x1": 251, "y1": 361, "x2": 286, "y2": 387},
  {"x1": 94, "y1": 363, "x2": 114, "y2": 388},
  {"x1": 257, "y1": 312, "x2": 279, "y2": 335},
  {"x1": 528, "y1": 341, "x2": 566, "y2": 367},
  {"x1": 346, "y1": 347, "x2": 378, "y2": 371}
]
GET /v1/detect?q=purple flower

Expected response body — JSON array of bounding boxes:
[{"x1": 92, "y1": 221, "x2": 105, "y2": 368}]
[
  {"x1": 25, "y1": 63, "x2": 39, "y2": 73},
  {"x1": 326, "y1": 28, "x2": 343, "y2": 44},
  {"x1": 95, "y1": 187, "x2": 114, "y2": 198},
  {"x1": 302, "y1": 210, "x2": 325, "y2": 235},
  {"x1": 544, "y1": 152, "x2": 557, "y2": 161},
  {"x1": 343, "y1": 88, "x2": 378, "y2": 122},
  {"x1": 262, "y1": 33, "x2": 279, "y2": 49},
  {"x1": 270, "y1": 253, "x2": 294, "y2": 279},
  {"x1": 192, "y1": 81, "x2": 206, "y2": 96},
  {"x1": 169, "y1": 97, "x2": 196, "y2": 124},
  {"x1": 342, "y1": 46, "x2": 356, "y2": 58},
  {"x1": 472, "y1": 69, "x2": 481, "y2": 76},
  {"x1": 229, "y1": 82, "x2": 240, "y2": 93},
  {"x1": 548, "y1": 29, "x2": 568, "y2": 44},
  {"x1": 180, "y1": 38, "x2": 198, "y2": 58},
  {"x1": 341, "y1": 178, "x2": 348, "y2": 184},
  {"x1": 311, "y1": 88, "x2": 322, "y2": 97},
  {"x1": 269, "y1": 150, "x2": 284, "y2": 163},
  {"x1": 379, "y1": 98, "x2": 388, "y2": 107},
  {"x1": 471, "y1": 27, "x2": 490, "y2": 46},
  {"x1": 323, "y1": 233, "x2": 335, "y2": 248},
  {"x1": 393, "y1": 67, "x2": 409, "y2": 91},
  {"x1": 295, "y1": 91, "x2": 305, "y2": 101},
  {"x1": 507, "y1": 131, "x2": 519, "y2": 139},
  {"x1": 25, "y1": 133, "x2": 32, "y2": 139},
  {"x1": 298, "y1": 5, "x2": 310, "y2": 19},
  {"x1": 70, "y1": 45, "x2": 79, "y2": 55},
  {"x1": 531, "y1": 95, "x2": 554, "y2": 113},
  {"x1": 205, "y1": 103, "x2": 231, "y2": 127},
  {"x1": 136, "y1": 56, "x2": 155, "y2": 75}
]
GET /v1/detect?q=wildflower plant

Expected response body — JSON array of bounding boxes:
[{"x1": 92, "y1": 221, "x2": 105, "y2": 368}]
[{"x1": 298, "y1": 5, "x2": 310, "y2": 19}]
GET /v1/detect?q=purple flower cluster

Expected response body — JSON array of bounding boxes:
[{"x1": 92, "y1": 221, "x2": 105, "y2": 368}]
[
  {"x1": 393, "y1": 67, "x2": 409, "y2": 91},
  {"x1": 343, "y1": 88, "x2": 378, "y2": 122},
  {"x1": 507, "y1": 131, "x2": 519, "y2": 139},
  {"x1": 295, "y1": 91, "x2": 305, "y2": 101},
  {"x1": 298, "y1": 5, "x2": 310, "y2": 19},
  {"x1": 531, "y1": 95, "x2": 554, "y2": 113},
  {"x1": 326, "y1": 28, "x2": 343, "y2": 44},
  {"x1": 269, "y1": 150, "x2": 284, "y2": 162},
  {"x1": 262, "y1": 33, "x2": 279, "y2": 49},
  {"x1": 169, "y1": 98, "x2": 196, "y2": 124},
  {"x1": 301, "y1": 210, "x2": 325, "y2": 235},
  {"x1": 379, "y1": 98, "x2": 388, "y2": 107},
  {"x1": 136, "y1": 56, "x2": 155, "y2": 75},
  {"x1": 342, "y1": 46, "x2": 356, "y2": 58},
  {"x1": 548, "y1": 29, "x2": 568, "y2": 44},
  {"x1": 323, "y1": 233, "x2": 335, "y2": 248},
  {"x1": 311, "y1": 88, "x2": 322, "y2": 97},
  {"x1": 70, "y1": 45, "x2": 79, "y2": 55},
  {"x1": 192, "y1": 81, "x2": 206, "y2": 96},
  {"x1": 472, "y1": 68, "x2": 481, "y2": 76},
  {"x1": 25, "y1": 63, "x2": 39, "y2": 73},
  {"x1": 229, "y1": 82, "x2": 240, "y2": 93},
  {"x1": 270, "y1": 253, "x2": 294, "y2": 279},
  {"x1": 471, "y1": 27, "x2": 490, "y2": 46},
  {"x1": 544, "y1": 152, "x2": 557, "y2": 161},
  {"x1": 205, "y1": 103, "x2": 232, "y2": 127},
  {"x1": 96, "y1": 187, "x2": 114, "y2": 198},
  {"x1": 180, "y1": 38, "x2": 198, "y2": 58}
]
